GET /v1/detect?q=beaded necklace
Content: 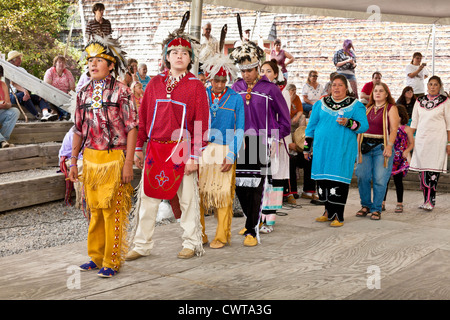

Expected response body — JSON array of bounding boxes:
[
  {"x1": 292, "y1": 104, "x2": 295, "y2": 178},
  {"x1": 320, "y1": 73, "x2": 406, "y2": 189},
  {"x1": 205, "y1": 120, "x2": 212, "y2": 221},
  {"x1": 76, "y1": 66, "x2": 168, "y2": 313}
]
[
  {"x1": 166, "y1": 70, "x2": 187, "y2": 98},
  {"x1": 210, "y1": 88, "x2": 227, "y2": 117},
  {"x1": 245, "y1": 76, "x2": 260, "y2": 105}
]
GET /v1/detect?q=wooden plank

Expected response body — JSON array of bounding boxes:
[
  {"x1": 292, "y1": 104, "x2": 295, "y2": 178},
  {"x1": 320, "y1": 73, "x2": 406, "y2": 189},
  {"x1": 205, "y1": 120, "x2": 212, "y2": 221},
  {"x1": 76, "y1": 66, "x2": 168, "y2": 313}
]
[
  {"x1": 0, "y1": 167, "x2": 142, "y2": 212},
  {"x1": 0, "y1": 58, "x2": 71, "y2": 108},
  {"x1": 9, "y1": 122, "x2": 73, "y2": 144},
  {"x1": 0, "y1": 144, "x2": 61, "y2": 173},
  {"x1": 0, "y1": 145, "x2": 39, "y2": 162},
  {"x1": 0, "y1": 173, "x2": 66, "y2": 212}
]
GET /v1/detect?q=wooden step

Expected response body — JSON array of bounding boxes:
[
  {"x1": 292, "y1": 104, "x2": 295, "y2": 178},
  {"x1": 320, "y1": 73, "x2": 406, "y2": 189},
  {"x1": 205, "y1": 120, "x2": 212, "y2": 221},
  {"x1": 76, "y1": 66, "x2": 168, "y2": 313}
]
[
  {"x1": 0, "y1": 143, "x2": 61, "y2": 174},
  {"x1": 0, "y1": 167, "x2": 142, "y2": 213},
  {"x1": 9, "y1": 121, "x2": 73, "y2": 145}
]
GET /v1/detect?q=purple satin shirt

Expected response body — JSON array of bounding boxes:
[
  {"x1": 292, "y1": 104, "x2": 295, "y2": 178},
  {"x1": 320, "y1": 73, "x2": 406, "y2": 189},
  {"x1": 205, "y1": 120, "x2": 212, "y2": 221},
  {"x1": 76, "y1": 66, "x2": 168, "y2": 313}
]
[{"x1": 231, "y1": 76, "x2": 290, "y2": 140}]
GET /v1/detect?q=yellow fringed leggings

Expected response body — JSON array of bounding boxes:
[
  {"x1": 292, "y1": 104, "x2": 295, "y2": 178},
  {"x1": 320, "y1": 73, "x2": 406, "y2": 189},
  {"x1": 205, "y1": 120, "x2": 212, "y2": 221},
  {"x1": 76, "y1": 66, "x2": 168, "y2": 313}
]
[
  {"x1": 199, "y1": 157, "x2": 236, "y2": 245},
  {"x1": 82, "y1": 148, "x2": 133, "y2": 271}
]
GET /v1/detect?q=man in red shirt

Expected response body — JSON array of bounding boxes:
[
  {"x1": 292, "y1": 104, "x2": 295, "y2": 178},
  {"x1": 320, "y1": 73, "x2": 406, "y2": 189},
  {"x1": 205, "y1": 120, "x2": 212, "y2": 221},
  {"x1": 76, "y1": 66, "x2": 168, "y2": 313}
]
[
  {"x1": 360, "y1": 71, "x2": 383, "y2": 105},
  {"x1": 126, "y1": 23, "x2": 210, "y2": 260}
]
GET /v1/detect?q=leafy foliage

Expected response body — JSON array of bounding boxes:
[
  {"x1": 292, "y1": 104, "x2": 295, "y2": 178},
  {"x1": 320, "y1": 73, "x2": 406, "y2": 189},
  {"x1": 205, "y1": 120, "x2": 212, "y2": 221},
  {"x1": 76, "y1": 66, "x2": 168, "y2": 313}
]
[{"x1": 0, "y1": 0, "x2": 82, "y2": 80}]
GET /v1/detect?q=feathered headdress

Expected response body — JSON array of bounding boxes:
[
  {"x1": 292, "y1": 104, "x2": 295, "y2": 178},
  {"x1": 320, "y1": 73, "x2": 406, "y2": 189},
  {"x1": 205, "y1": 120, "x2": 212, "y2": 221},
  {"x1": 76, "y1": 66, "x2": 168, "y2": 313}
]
[
  {"x1": 162, "y1": 11, "x2": 200, "y2": 62},
  {"x1": 82, "y1": 34, "x2": 128, "y2": 77},
  {"x1": 202, "y1": 24, "x2": 239, "y2": 81},
  {"x1": 229, "y1": 14, "x2": 264, "y2": 70}
]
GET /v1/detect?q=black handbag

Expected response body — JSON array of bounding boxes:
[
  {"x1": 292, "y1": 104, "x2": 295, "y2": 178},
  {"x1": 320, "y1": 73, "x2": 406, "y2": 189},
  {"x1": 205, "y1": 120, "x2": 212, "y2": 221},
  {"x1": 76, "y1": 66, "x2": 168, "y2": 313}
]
[{"x1": 361, "y1": 138, "x2": 383, "y2": 154}]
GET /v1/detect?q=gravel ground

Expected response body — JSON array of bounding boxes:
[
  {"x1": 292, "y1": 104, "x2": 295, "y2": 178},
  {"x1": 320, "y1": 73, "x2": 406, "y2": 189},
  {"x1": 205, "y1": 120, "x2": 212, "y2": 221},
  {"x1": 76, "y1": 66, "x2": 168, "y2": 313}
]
[{"x1": 0, "y1": 198, "x2": 177, "y2": 258}]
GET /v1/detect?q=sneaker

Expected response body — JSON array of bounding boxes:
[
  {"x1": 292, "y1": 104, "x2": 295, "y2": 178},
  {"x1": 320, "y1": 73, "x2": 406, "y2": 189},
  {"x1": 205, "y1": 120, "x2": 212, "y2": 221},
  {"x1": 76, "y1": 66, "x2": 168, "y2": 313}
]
[
  {"x1": 61, "y1": 113, "x2": 71, "y2": 121},
  {"x1": 41, "y1": 113, "x2": 58, "y2": 122},
  {"x1": 422, "y1": 202, "x2": 434, "y2": 211},
  {"x1": 97, "y1": 267, "x2": 117, "y2": 278},
  {"x1": 0, "y1": 141, "x2": 10, "y2": 148},
  {"x1": 79, "y1": 261, "x2": 98, "y2": 271}
]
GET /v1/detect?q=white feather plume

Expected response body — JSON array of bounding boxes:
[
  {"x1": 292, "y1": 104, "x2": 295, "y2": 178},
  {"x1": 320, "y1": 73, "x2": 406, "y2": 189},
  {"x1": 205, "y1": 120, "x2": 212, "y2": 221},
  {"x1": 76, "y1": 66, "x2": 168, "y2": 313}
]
[{"x1": 202, "y1": 53, "x2": 239, "y2": 81}]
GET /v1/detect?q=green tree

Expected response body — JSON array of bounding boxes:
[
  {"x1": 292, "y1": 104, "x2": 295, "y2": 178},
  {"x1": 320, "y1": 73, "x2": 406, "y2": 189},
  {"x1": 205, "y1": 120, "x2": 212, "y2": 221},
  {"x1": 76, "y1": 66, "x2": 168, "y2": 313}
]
[{"x1": 0, "y1": 0, "x2": 82, "y2": 79}]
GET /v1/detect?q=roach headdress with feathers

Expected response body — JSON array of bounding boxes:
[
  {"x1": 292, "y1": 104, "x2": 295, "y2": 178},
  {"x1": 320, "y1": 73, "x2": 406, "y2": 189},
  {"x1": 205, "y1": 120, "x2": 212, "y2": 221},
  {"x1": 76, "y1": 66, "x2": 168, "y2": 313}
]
[
  {"x1": 82, "y1": 34, "x2": 128, "y2": 77},
  {"x1": 229, "y1": 14, "x2": 264, "y2": 70},
  {"x1": 202, "y1": 24, "x2": 239, "y2": 82},
  {"x1": 162, "y1": 11, "x2": 200, "y2": 63}
]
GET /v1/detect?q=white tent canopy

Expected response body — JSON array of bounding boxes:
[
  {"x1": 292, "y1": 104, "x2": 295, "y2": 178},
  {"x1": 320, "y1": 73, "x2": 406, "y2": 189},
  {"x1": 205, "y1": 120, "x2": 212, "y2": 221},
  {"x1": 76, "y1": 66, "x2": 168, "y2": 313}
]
[
  {"x1": 185, "y1": 0, "x2": 449, "y2": 75},
  {"x1": 197, "y1": 0, "x2": 450, "y2": 25}
]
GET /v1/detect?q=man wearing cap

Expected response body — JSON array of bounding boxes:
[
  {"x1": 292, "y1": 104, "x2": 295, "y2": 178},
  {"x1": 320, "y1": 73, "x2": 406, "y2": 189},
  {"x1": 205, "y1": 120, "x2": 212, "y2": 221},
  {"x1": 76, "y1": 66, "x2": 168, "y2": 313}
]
[
  {"x1": 126, "y1": 24, "x2": 210, "y2": 260},
  {"x1": 198, "y1": 41, "x2": 245, "y2": 249},
  {"x1": 230, "y1": 40, "x2": 291, "y2": 247},
  {"x1": 7, "y1": 50, "x2": 57, "y2": 121},
  {"x1": 68, "y1": 35, "x2": 138, "y2": 278}
]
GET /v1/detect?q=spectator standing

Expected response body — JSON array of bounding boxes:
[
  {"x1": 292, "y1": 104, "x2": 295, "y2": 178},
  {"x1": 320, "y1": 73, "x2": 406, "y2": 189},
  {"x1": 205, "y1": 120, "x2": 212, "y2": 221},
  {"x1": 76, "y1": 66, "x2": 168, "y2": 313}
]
[
  {"x1": 405, "y1": 52, "x2": 429, "y2": 98},
  {"x1": 85, "y1": 3, "x2": 112, "y2": 40},
  {"x1": 0, "y1": 65, "x2": 20, "y2": 148},
  {"x1": 360, "y1": 72, "x2": 383, "y2": 105},
  {"x1": 127, "y1": 58, "x2": 139, "y2": 83},
  {"x1": 43, "y1": 55, "x2": 74, "y2": 120},
  {"x1": 285, "y1": 84, "x2": 318, "y2": 202},
  {"x1": 199, "y1": 22, "x2": 218, "y2": 61},
  {"x1": 355, "y1": 83, "x2": 400, "y2": 221},
  {"x1": 409, "y1": 76, "x2": 450, "y2": 211},
  {"x1": 304, "y1": 74, "x2": 368, "y2": 227},
  {"x1": 382, "y1": 104, "x2": 414, "y2": 213},
  {"x1": 301, "y1": 70, "x2": 323, "y2": 115},
  {"x1": 396, "y1": 86, "x2": 416, "y2": 121},
  {"x1": 137, "y1": 63, "x2": 151, "y2": 91},
  {"x1": 7, "y1": 50, "x2": 56, "y2": 121},
  {"x1": 130, "y1": 81, "x2": 143, "y2": 110},
  {"x1": 264, "y1": 39, "x2": 294, "y2": 81},
  {"x1": 333, "y1": 39, "x2": 358, "y2": 99}
]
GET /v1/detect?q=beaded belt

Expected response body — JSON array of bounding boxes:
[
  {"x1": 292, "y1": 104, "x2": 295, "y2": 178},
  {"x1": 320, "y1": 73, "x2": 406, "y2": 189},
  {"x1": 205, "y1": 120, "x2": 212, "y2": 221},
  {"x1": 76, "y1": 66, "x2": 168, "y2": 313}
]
[{"x1": 150, "y1": 138, "x2": 183, "y2": 144}]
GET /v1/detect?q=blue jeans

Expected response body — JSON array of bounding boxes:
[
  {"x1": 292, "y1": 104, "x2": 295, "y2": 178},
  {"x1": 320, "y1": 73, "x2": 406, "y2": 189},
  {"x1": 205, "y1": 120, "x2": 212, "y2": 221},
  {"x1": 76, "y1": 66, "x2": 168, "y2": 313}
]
[
  {"x1": 303, "y1": 102, "x2": 313, "y2": 113},
  {"x1": 356, "y1": 144, "x2": 394, "y2": 213},
  {"x1": 0, "y1": 107, "x2": 20, "y2": 143},
  {"x1": 10, "y1": 92, "x2": 50, "y2": 117}
]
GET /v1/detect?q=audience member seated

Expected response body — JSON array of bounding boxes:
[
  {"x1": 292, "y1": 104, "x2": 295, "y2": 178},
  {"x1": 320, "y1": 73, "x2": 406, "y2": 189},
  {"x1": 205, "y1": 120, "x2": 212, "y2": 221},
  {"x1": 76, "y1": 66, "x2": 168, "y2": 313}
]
[
  {"x1": 301, "y1": 70, "x2": 323, "y2": 116},
  {"x1": 7, "y1": 51, "x2": 56, "y2": 121},
  {"x1": 323, "y1": 72, "x2": 338, "y2": 96},
  {"x1": 43, "y1": 55, "x2": 74, "y2": 120},
  {"x1": 0, "y1": 65, "x2": 20, "y2": 148}
]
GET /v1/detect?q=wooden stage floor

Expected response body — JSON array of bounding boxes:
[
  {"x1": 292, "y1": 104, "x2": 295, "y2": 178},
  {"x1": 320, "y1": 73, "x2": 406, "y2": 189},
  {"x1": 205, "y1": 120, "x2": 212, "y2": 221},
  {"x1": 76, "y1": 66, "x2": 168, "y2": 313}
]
[{"x1": 2, "y1": 189, "x2": 450, "y2": 302}]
